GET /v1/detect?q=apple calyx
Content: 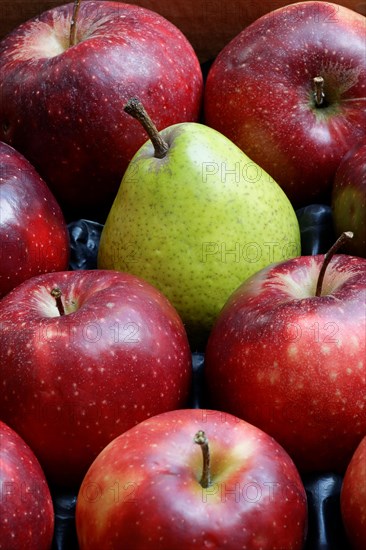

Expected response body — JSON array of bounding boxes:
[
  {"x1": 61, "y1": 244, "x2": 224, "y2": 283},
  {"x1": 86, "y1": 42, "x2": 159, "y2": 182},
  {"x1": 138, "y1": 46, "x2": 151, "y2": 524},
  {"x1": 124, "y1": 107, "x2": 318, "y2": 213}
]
[
  {"x1": 315, "y1": 231, "x2": 354, "y2": 297},
  {"x1": 69, "y1": 0, "x2": 81, "y2": 47},
  {"x1": 51, "y1": 287, "x2": 66, "y2": 316},
  {"x1": 194, "y1": 430, "x2": 212, "y2": 489},
  {"x1": 124, "y1": 98, "x2": 169, "y2": 159},
  {"x1": 313, "y1": 76, "x2": 326, "y2": 107}
]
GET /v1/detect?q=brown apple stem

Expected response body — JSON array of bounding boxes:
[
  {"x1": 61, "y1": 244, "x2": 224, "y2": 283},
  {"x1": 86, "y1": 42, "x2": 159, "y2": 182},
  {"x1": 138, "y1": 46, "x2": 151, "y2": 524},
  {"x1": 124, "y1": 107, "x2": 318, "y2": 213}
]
[
  {"x1": 124, "y1": 97, "x2": 169, "y2": 159},
  {"x1": 51, "y1": 288, "x2": 65, "y2": 316},
  {"x1": 313, "y1": 76, "x2": 325, "y2": 107},
  {"x1": 69, "y1": 0, "x2": 81, "y2": 47},
  {"x1": 194, "y1": 430, "x2": 212, "y2": 489},
  {"x1": 315, "y1": 231, "x2": 354, "y2": 297}
]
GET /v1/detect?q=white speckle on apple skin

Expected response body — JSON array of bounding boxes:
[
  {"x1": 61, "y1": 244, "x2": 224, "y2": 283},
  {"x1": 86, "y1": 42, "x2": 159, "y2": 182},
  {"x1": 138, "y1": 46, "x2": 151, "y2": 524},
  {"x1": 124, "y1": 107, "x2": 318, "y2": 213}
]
[
  {"x1": 287, "y1": 344, "x2": 298, "y2": 357},
  {"x1": 0, "y1": 421, "x2": 54, "y2": 548}
]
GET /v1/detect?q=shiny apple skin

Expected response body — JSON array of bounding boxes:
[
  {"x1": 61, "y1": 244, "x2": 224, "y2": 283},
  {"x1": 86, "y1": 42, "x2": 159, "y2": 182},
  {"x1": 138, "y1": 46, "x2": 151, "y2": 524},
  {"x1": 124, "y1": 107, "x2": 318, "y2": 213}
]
[
  {"x1": 204, "y1": 2, "x2": 366, "y2": 207},
  {"x1": 0, "y1": 1, "x2": 203, "y2": 221},
  {"x1": 0, "y1": 269, "x2": 192, "y2": 487},
  {"x1": 0, "y1": 420, "x2": 54, "y2": 550},
  {"x1": 205, "y1": 254, "x2": 366, "y2": 473},
  {"x1": 0, "y1": 141, "x2": 69, "y2": 298},
  {"x1": 1, "y1": 1, "x2": 365, "y2": 63},
  {"x1": 76, "y1": 408, "x2": 308, "y2": 550}
]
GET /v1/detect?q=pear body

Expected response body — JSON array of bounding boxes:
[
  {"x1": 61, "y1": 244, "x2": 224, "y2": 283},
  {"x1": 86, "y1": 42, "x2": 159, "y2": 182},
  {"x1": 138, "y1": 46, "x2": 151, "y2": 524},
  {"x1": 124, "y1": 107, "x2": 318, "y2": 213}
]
[{"x1": 98, "y1": 123, "x2": 301, "y2": 345}]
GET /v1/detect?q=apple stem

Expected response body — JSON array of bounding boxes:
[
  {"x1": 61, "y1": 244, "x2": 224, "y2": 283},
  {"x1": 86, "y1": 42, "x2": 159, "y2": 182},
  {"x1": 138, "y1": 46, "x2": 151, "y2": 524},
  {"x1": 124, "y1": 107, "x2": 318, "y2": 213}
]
[
  {"x1": 313, "y1": 76, "x2": 325, "y2": 107},
  {"x1": 124, "y1": 97, "x2": 169, "y2": 159},
  {"x1": 51, "y1": 288, "x2": 65, "y2": 316},
  {"x1": 194, "y1": 430, "x2": 212, "y2": 489},
  {"x1": 69, "y1": 0, "x2": 81, "y2": 47},
  {"x1": 315, "y1": 231, "x2": 354, "y2": 297}
]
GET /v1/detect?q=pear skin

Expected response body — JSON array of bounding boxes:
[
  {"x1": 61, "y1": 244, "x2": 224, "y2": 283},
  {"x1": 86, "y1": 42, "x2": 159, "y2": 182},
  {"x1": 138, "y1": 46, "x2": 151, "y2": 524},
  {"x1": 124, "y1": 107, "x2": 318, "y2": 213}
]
[{"x1": 98, "y1": 123, "x2": 301, "y2": 348}]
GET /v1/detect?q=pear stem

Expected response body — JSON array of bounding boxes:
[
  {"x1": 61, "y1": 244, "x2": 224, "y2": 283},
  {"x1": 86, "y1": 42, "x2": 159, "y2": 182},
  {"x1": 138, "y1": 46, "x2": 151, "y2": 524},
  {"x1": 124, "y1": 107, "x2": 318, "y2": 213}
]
[
  {"x1": 194, "y1": 430, "x2": 212, "y2": 489},
  {"x1": 69, "y1": 0, "x2": 81, "y2": 47},
  {"x1": 124, "y1": 97, "x2": 169, "y2": 159},
  {"x1": 315, "y1": 231, "x2": 353, "y2": 297},
  {"x1": 51, "y1": 288, "x2": 65, "y2": 316},
  {"x1": 313, "y1": 76, "x2": 325, "y2": 107}
]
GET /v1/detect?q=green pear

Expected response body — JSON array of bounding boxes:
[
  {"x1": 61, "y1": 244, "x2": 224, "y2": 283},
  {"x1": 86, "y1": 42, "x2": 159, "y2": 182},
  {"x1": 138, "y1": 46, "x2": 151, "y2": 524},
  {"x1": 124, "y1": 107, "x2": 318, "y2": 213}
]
[{"x1": 98, "y1": 98, "x2": 301, "y2": 347}]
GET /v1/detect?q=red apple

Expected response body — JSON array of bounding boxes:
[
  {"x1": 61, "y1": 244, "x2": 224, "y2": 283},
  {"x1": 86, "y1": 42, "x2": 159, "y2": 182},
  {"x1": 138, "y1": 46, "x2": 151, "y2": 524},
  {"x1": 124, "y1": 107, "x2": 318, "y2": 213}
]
[
  {"x1": 75, "y1": 408, "x2": 308, "y2": 549},
  {"x1": 332, "y1": 139, "x2": 366, "y2": 257},
  {"x1": 0, "y1": 420, "x2": 54, "y2": 550},
  {"x1": 0, "y1": 141, "x2": 69, "y2": 299},
  {"x1": 0, "y1": 269, "x2": 192, "y2": 487},
  {"x1": 341, "y1": 436, "x2": 366, "y2": 550},
  {"x1": 0, "y1": 0, "x2": 203, "y2": 221},
  {"x1": 204, "y1": 1, "x2": 366, "y2": 207},
  {"x1": 1, "y1": 1, "x2": 365, "y2": 63},
  {"x1": 204, "y1": 245, "x2": 366, "y2": 474}
]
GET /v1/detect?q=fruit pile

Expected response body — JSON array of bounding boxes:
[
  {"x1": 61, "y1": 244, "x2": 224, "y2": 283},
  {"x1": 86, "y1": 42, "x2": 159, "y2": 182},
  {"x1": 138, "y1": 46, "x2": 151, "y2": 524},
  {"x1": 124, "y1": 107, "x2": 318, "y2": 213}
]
[{"x1": 0, "y1": 1, "x2": 365, "y2": 549}]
